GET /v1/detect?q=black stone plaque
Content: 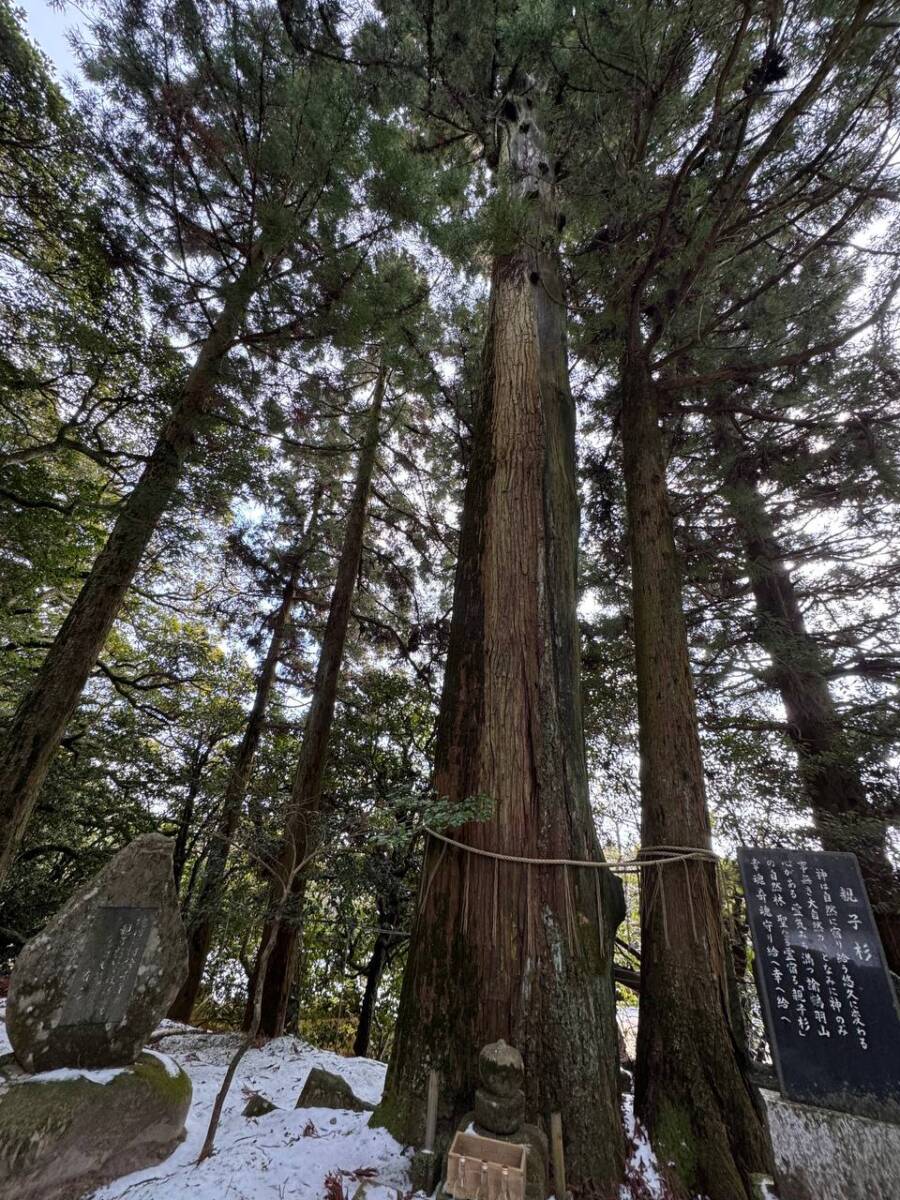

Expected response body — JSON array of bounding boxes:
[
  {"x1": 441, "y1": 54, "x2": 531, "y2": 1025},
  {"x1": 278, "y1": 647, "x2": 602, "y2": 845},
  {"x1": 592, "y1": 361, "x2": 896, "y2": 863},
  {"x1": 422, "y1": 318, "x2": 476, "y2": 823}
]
[
  {"x1": 739, "y1": 848, "x2": 900, "y2": 1122},
  {"x1": 60, "y1": 905, "x2": 155, "y2": 1027}
]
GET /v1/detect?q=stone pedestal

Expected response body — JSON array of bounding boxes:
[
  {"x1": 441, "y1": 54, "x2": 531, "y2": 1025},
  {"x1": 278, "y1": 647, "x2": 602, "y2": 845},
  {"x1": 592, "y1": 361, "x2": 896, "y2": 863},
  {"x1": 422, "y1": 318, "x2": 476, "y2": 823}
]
[{"x1": 762, "y1": 1088, "x2": 900, "y2": 1200}]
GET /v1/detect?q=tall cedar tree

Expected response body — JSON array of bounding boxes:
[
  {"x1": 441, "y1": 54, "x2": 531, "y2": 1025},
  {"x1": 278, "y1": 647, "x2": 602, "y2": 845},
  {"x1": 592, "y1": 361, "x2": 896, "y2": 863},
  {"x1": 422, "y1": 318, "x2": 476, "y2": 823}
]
[
  {"x1": 0, "y1": 0, "x2": 367, "y2": 879},
  {"x1": 710, "y1": 397, "x2": 900, "y2": 970},
  {"x1": 277, "y1": 5, "x2": 626, "y2": 1189},
  {"x1": 563, "y1": 1, "x2": 900, "y2": 1194}
]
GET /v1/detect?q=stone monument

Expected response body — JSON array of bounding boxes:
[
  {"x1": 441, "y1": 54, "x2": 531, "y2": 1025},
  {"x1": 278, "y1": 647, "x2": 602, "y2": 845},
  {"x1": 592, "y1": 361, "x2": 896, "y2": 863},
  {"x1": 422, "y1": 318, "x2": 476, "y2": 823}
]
[
  {"x1": 739, "y1": 847, "x2": 900, "y2": 1200},
  {"x1": 442, "y1": 1041, "x2": 549, "y2": 1200},
  {"x1": 0, "y1": 834, "x2": 193, "y2": 1200}
]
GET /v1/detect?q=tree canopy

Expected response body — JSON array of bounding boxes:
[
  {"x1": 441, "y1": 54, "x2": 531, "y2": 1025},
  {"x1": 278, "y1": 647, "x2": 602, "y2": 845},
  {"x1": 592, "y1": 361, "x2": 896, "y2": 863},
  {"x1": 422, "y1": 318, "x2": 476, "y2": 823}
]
[{"x1": 2, "y1": 2, "x2": 899, "y2": 1197}]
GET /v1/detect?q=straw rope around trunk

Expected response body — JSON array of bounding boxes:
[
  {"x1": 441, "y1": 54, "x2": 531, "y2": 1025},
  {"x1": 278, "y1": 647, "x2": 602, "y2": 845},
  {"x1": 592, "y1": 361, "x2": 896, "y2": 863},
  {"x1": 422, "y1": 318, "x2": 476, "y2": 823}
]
[
  {"x1": 421, "y1": 826, "x2": 718, "y2": 870},
  {"x1": 418, "y1": 826, "x2": 722, "y2": 951}
]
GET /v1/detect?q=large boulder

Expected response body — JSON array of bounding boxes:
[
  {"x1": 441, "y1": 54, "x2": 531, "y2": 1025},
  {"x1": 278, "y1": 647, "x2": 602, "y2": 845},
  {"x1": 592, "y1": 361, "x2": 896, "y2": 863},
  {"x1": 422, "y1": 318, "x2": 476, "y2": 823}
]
[
  {"x1": 0, "y1": 1050, "x2": 191, "y2": 1200},
  {"x1": 7, "y1": 834, "x2": 188, "y2": 1071}
]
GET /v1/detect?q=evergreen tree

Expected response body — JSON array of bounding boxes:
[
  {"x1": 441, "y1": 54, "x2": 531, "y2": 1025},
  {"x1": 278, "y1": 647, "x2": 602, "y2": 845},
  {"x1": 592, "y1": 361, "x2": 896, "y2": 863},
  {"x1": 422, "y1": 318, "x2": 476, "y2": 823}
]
[
  {"x1": 278, "y1": 5, "x2": 626, "y2": 1188},
  {"x1": 562, "y1": 2, "x2": 899, "y2": 1193},
  {"x1": 168, "y1": 482, "x2": 323, "y2": 1021},
  {"x1": 0, "y1": 0, "x2": 373, "y2": 879},
  {"x1": 245, "y1": 353, "x2": 387, "y2": 1036}
]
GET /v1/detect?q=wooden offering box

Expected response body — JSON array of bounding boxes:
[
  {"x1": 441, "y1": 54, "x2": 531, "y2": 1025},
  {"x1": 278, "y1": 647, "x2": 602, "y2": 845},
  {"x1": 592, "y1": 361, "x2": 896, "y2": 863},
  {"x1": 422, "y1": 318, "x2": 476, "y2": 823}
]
[{"x1": 446, "y1": 1131, "x2": 527, "y2": 1200}]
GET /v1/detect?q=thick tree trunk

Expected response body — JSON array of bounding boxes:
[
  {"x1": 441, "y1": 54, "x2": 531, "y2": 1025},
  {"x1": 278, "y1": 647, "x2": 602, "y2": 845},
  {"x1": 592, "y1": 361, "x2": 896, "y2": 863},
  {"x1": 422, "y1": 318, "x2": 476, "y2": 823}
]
[
  {"x1": 168, "y1": 538, "x2": 311, "y2": 1023},
  {"x1": 353, "y1": 933, "x2": 389, "y2": 1059},
  {"x1": 377, "y1": 103, "x2": 624, "y2": 1196},
  {"x1": 244, "y1": 369, "x2": 385, "y2": 1037},
  {"x1": 622, "y1": 351, "x2": 773, "y2": 1200},
  {"x1": 0, "y1": 245, "x2": 271, "y2": 882},
  {"x1": 720, "y1": 443, "x2": 900, "y2": 973}
]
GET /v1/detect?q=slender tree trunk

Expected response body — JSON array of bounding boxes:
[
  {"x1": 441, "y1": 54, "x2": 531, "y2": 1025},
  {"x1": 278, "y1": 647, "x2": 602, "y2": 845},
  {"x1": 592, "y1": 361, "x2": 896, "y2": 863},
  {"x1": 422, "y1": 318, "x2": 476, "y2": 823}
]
[
  {"x1": 244, "y1": 368, "x2": 386, "y2": 1037},
  {"x1": 719, "y1": 441, "x2": 900, "y2": 973},
  {"x1": 353, "y1": 933, "x2": 389, "y2": 1059},
  {"x1": 168, "y1": 527, "x2": 313, "y2": 1022},
  {"x1": 197, "y1": 891, "x2": 286, "y2": 1165},
  {"x1": 622, "y1": 350, "x2": 773, "y2": 1200},
  {"x1": 377, "y1": 100, "x2": 624, "y2": 1196},
  {"x1": 0, "y1": 244, "x2": 272, "y2": 882},
  {"x1": 172, "y1": 742, "x2": 211, "y2": 890}
]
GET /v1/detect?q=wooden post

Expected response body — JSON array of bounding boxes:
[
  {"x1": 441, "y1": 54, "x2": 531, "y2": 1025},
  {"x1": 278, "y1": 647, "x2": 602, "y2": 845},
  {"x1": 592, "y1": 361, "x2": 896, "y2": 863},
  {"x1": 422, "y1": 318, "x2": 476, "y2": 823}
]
[
  {"x1": 550, "y1": 1111, "x2": 566, "y2": 1199},
  {"x1": 424, "y1": 1069, "x2": 440, "y2": 1151}
]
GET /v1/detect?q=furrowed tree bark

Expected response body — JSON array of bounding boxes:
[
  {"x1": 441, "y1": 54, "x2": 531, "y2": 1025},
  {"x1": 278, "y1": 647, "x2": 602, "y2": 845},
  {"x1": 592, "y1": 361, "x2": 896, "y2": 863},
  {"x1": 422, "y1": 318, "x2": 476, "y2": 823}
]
[
  {"x1": 0, "y1": 243, "x2": 272, "y2": 883},
  {"x1": 623, "y1": 351, "x2": 773, "y2": 1200},
  {"x1": 376, "y1": 99, "x2": 625, "y2": 1196},
  {"x1": 168, "y1": 511, "x2": 318, "y2": 1022},
  {"x1": 719, "y1": 438, "x2": 900, "y2": 973},
  {"x1": 244, "y1": 368, "x2": 386, "y2": 1037}
]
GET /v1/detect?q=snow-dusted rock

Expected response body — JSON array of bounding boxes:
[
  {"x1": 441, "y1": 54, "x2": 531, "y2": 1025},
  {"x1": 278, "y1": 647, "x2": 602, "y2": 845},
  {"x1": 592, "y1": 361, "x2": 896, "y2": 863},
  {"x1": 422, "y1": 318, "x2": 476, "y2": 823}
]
[
  {"x1": 0, "y1": 1049, "x2": 191, "y2": 1200},
  {"x1": 243, "y1": 1091, "x2": 277, "y2": 1117},
  {"x1": 297, "y1": 1065, "x2": 375, "y2": 1112}
]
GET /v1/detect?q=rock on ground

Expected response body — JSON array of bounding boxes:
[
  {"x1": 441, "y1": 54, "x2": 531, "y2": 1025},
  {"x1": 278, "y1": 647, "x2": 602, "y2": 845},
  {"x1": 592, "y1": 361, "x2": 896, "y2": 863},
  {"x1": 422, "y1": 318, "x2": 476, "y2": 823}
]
[
  {"x1": 297, "y1": 1065, "x2": 375, "y2": 1112},
  {"x1": 0, "y1": 1049, "x2": 191, "y2": 1200}
]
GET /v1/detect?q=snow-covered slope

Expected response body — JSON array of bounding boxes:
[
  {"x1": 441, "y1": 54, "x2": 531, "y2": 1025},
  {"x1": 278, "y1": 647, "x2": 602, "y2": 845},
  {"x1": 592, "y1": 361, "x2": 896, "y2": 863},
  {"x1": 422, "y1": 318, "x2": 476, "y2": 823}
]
[
  {"x1": 1, "y1": 1005, "x2": 666, "y2": 1199},
  {"x1": 96, "y1": 1024, "x2": 408, "y2": 1200}
]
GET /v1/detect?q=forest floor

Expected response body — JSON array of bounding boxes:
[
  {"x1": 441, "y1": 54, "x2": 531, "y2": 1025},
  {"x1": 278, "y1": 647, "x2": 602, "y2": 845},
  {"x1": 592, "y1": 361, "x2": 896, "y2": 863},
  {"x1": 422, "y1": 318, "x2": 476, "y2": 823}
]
[{"x1": 0, "y1": 1007, "x2": 665, "y2": 1199}]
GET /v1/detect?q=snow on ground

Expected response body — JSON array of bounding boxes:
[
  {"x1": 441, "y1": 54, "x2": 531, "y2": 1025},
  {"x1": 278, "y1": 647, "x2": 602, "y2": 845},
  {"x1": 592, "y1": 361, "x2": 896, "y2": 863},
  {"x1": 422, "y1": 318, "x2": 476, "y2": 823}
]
[
  {"x1": 1, "y1": 1003, "x2": 668, "y2": 1200},
  {"x1": 621, "y1": 1095, "x2": 667, "y2": 1199},
  {"x1": 618, "y1": 1005, "x2": 639, "y2": 1062},
  {"x1": 93, "y1": 1023, "x2": 409, "y2": 1200}
]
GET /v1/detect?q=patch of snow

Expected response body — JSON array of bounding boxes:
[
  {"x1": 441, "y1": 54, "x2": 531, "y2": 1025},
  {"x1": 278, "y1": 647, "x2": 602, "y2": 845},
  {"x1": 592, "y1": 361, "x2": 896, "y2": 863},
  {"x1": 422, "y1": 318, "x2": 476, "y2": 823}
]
[
  {"x1": 617, "y1": 1005, "x2": 639, "y2": 1062},
  {"x1": 0, "y1": 1000, "x2": 704, "y2": 1200},
  {"x1": 88, "y1": 1027, "x2": 410, "y2": 1200},
  {"x1": 16, "y1": 1065, "x2": 128, "y2": 1085},
  {"x1": 621, "y1": 1095, "x2": 666, "y2": 1199},
  {"x1": 146, "y1": 1049, "x2": 182, "y2": 1078}
]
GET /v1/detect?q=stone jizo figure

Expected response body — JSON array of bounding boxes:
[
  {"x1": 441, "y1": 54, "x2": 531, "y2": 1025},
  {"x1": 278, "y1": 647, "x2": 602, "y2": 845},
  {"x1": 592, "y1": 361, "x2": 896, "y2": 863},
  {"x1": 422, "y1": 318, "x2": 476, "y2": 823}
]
[{"x1": 444, "y1": 1041, "x2": 549, "y2": 1200}]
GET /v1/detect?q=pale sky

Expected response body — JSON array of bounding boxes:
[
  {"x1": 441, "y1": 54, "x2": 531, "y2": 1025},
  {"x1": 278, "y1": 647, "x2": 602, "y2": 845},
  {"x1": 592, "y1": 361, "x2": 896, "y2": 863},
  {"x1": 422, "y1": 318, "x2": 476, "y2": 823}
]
[{"x1": 20, "y1": 0, "x2": 81, "y2": 82}]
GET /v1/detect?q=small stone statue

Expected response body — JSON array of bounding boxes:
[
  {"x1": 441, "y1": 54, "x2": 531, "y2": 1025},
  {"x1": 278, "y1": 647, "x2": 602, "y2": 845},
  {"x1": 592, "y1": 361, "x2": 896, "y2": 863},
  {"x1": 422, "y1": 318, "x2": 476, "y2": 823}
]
[
  {"x1": 445, "y1": 1041, "x2": 549, "y2": 1200},
  {"x1": 475, "y1": 1040, "x2": 527, "y2": 1135}
]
